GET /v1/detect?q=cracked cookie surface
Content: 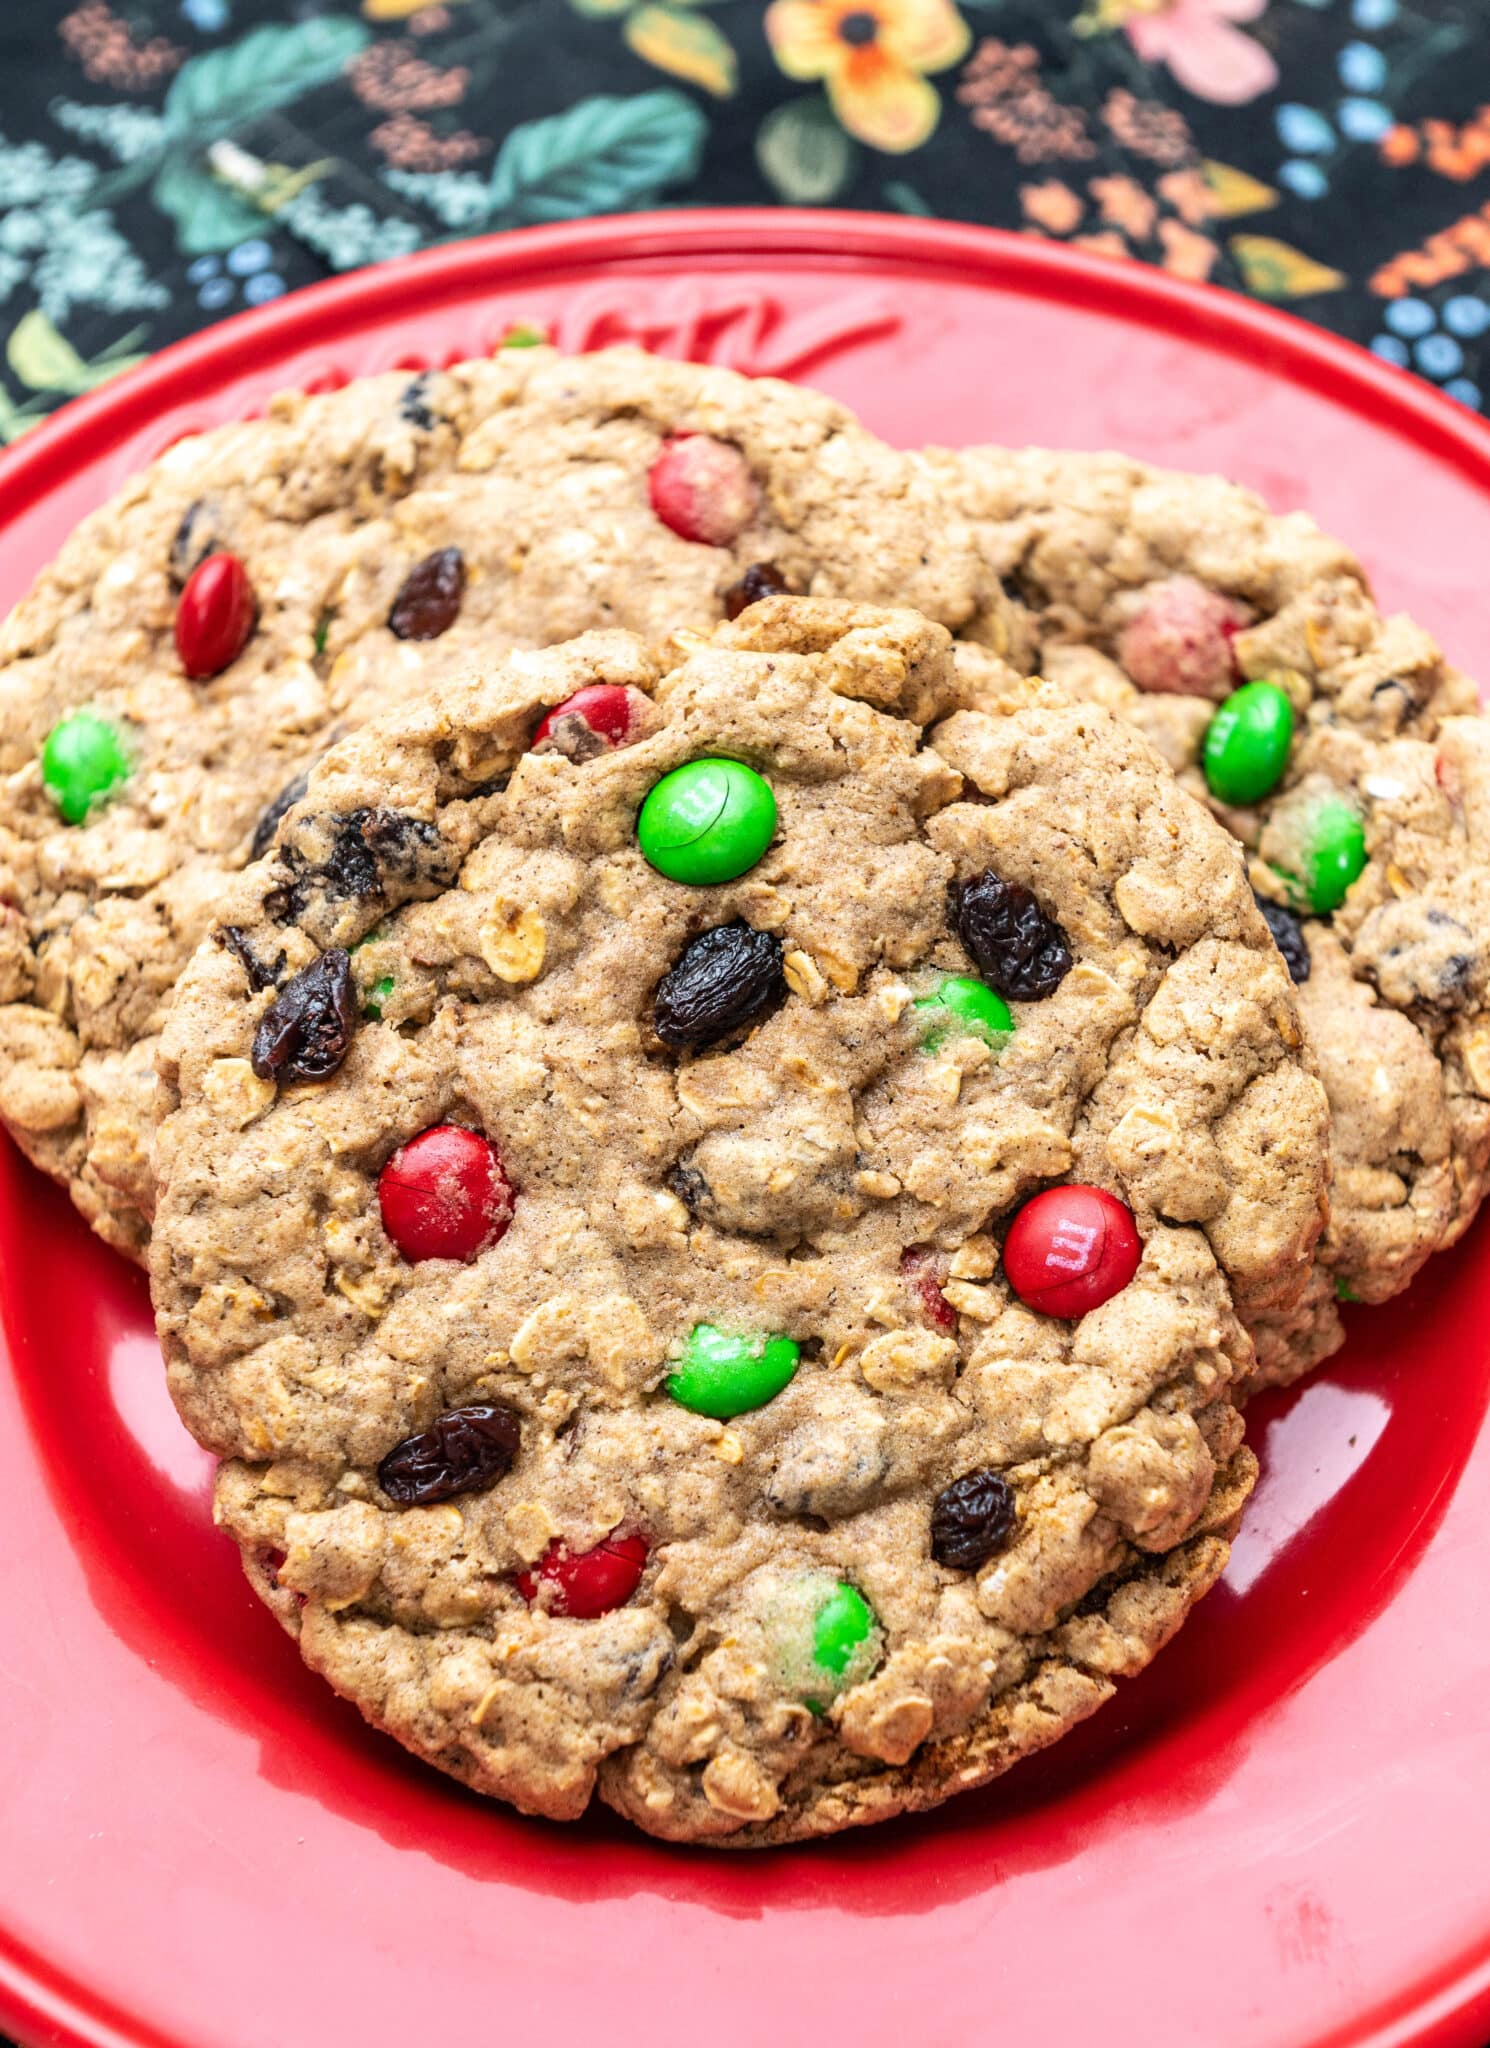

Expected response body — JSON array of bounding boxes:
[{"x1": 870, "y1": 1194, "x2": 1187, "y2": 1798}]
[
  {"x1": 150, "y1": 602, "x2": 1324, "y2": 1842},
  {"x1": 0, "y1": 348, "x2": 1002, "y2": 1257},
  {"x1": 931, "y1": 445, "x2": 1490, "y2": 1381}
]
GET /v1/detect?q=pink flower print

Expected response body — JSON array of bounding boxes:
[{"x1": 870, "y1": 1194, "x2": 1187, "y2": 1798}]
[{"x1": 1124, "y1": 0, "x2": 1278, "y2": 109}]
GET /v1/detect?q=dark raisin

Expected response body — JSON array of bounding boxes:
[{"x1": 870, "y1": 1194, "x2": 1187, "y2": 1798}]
[
  {"x1": 930, "y1": 1469, "x2": 1016, "y2": 1571},
  {"x1": 667, "y1": 1162, "x2": 712, "y2": 1215},
  {"x1": 217, "y1": 924, "x2": 286, "y2": 993},
  {"x1": 251, "y1": 949, "x2": 355, "y2": 1085},
  {"x1": 169, "y1": 499, "x2": 220, "y2": 586},
  {"x1": 251, "y1": 769, "x2": 310, "y2": 862},
  {"x1": 389, "y1": 547, "x2": 465, "y2": 640},
  {"x1": 1253, "y1": 891, "x2": 1311, "y2": 984},
  {"x1": 954, "y1": 868, "x2": 1073, "y2": 1001},
  {"x1": 377, "y1": 1402, "x2": 521, "y2": 1505},
  {"x1": 653, "y1": 921, "x2": 786, "y2": 1054},
  {"x1": 268, "y1": 807, "x2": 458, "y2": 923},
  {"x1": 900, "y1": 1246, "x2": 956, "y2": 1333},
  {"x1": 723, "y1": 562, "x2": 790, "y2": 620},
  {"x1": 327, "y1": 807, "x2": 454, "y2": 899},
  {"x1": 399, "y1": 375, "x2": 437, "y2": 431}
]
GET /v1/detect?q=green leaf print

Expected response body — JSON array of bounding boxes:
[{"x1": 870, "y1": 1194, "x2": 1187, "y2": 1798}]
[
  {"x1": 5, "y1": 313, "x2": 148, "y2": 401},
  {"x1": 486, "y1": 91, "x2": 708, "y2": 228},
  {"x1": 6, "y1": 310, "x2": 88, "y2": 392},
  {"x1": 150, "y1": 158, "x2": 267, "y2": 257},
  {"x1": 161, "y1": 18, "x2": 372, "y2": 149},
  {"x1": 756, "y1": 98, "x2": 857, "y2": 205}
]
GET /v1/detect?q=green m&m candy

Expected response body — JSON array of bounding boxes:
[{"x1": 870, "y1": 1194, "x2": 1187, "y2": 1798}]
[
  {"x1": 913, "y1": 974, "x2": 1013, "y2": 1053},
  {"x1": 1202, "y1": 679, "x2": 1294, "y2": 807},
  {"x1": 637, "y1": 759, "x2": 776, "y2": 885},
  {"x1": 1278, "y1": 793, "x2": 1367, "y2": 915},
  {"x1": 666, "y1": 1322, "x2": 800, "y2": 1419},
  {"x1": 41, "y1": 708, "x2": 132, "y2": 824},
  {"x1": 766, "y1": 1572, "x2": 881, "y2": 1714},
  {"x1": 364, "y1": 974, "x2": 395, "y2": 1021}
]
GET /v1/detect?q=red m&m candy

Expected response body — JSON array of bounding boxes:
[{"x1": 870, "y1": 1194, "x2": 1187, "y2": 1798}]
[
  {"x1": 531, "y1": 683, "x2": 651, "y2": 760},
  {"x1": 377, "y1": 1124, "x2": 514, "y2": 1263},
  {"x1": 175, "y1": 551, "x2": 256, "y2": 680},
  {"x1": 1116, "y1": 576, "x2": 1242, "y2": 701},
  {"x1": 647, "y1": 434, "x2": 760, "y2": 546},
  {"x1": 1002, "y1": 1185, "x2": 1141, "y2": 1319},
  {"x1": 516, "y1": 1533, "x2": 648, "y2": 1618}
]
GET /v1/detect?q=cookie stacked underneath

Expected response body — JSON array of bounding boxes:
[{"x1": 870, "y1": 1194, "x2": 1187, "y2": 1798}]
[{"x1": 150, "y1": 602, "x2": 1326, "y2": 1841}]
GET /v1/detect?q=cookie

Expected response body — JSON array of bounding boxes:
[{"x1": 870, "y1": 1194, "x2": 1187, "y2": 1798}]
[
  {"x1": 930, "y1": 445, "x2": 1490, "y2": 1381},
  {"x1": 0, "y1": 347, "x2": 1007, "y2": 1257},
  {"x1": 150, "y1": 601, "x2": 1327, "y2": 1842}
]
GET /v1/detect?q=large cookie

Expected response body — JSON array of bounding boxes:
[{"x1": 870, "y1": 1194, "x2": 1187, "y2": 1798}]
[
  {"x1": 150, "y1": 602, "x2": 1326, "y2": 1842},
  {"x1": 0, "y1": 348, "x2": 1005, "y2": 1257},
  {"x1": 930, "y1": 446, "x2": 1490, "y2": 1382}
]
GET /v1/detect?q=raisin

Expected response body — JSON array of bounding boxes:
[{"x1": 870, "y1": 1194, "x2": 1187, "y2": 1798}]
[
  {"x1": 1253, "y1": 891, "x2": 1311, "y2": 984},
  {"x1": 900, "y1": 1246, "x2": 956, "y2": 1333},
  {"x1": 325, "y1": 808, "x2": 452, "y2": 899},
  {"x1": 169, "y1": 499, "x2": 220, "y2": 586},
  {"x1": 389, "y1": 547, "x2": 465, "y2": 640},
  {"x1": 954, "y1": 869, "x2": 1073, "y2": 1001},
  {"x1": 250, "y1": 769, "x2": 310, "y2": 862},
  {"x1": 251, "y1": 949, "x2": 355, "y2": 1085},
  {"x1": 930, "y1": 1469, "x2": 1016, "y2": 1571},
  {"x1": 653, "y1": 922, "x2": 786, "y2": 1054},
  {"x1": 267, "y1": 807, "x2": 458, "y2": 922},
  {"x1": 217, "y1": 924, "x2": 286, "y2": 993},
  {"x1": 399, "y1": 375, "x2": 436, "y2": 431},
  {"x1": 667, "y1": 1162, "x2": 712, "y2": 1216},
  {"x1": 723, "y1": 562, "x2": 790, "y2": 620},
  {"x1": 377, "y1": 1402, "x2": 521, "y2": 1505}
]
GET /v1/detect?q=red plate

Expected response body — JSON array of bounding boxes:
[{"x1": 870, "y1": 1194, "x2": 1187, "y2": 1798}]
[{"x1": 2, "y1": 213, "x2": 1489, "y2": 2048}]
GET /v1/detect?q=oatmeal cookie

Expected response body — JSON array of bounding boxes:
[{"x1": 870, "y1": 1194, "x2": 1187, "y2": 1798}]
[
  {"x1": 0, "y1": 348, "x2": 1005, "y2": 1256},
  {"x1": 150, "y1": 602, "x2": 1326, "y2": 1842},
  {"x1": 931, "y1": 445, "x2": 1490, "y2": 1379}
]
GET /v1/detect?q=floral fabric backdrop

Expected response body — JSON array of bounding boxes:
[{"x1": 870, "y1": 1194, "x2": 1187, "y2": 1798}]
[
  {"x1": 0, "y1": 4, "x2": 1485, "y2": 2043},
  {"x1": 0, "y1": 0, "x2": 1484, "y2": 445}
]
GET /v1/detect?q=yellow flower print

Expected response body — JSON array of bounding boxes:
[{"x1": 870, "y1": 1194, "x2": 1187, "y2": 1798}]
[
  {"x1": 765, "y1": 0, "x2": 971, "y2": 154},
  {"x1": 362, "y1": 0, "x2": 469, "y2": 21}
]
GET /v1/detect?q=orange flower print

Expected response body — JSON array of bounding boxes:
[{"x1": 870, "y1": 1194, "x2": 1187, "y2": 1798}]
[
  {"x1": 1072, "y1": 231, "x2": 1132, "y2": 261},
  {"x1": 1091, "y1": 174, "x2": 1157, "y2": 240},
  {"x1": 1020, "y1": 180, "x2": 1084, "y2": 235},
  {"x1": 765, "y1": 0, "x2": 972, "y2": 154},
  {"x1": 1157, "y1": 167, "x2": 1218, "y2": 226},
  {"x1": 1158, "y1": 218, "x2": 1218, "y2": 280}
]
